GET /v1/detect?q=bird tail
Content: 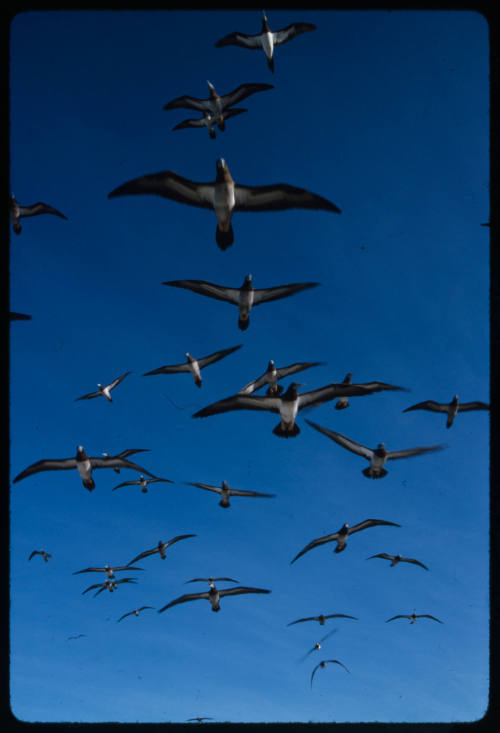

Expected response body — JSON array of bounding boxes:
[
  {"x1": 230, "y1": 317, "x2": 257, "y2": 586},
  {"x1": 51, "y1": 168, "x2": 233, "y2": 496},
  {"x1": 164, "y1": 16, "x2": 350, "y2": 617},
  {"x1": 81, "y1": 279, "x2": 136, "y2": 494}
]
[
  {"x1": 272, "y1": 422, "x2": 300, "y2": 438},
  {"x1": 238, "y1": 315, "x2": 250, "y2": 331},
  {"x1": 83, "y1": 477, "x2": 96, "y2": 491},
  {"x1": 362, "y1": 467, "x2": 387, "y2": 479},
  {"x1": 266, "y1": 384, "x2": 283, "y2": 397},
  {"x1": 218, "y1": 119, "x2": 226, "y2": 132},
  {"x1": 209, "y1": 127, "x2": 216, "y2": 140},
  {"x1": 13, "y1": 221, "x2": 21, "y2": 235},
  {"x1": 211, "y1": 604, "x2": 221, "y2": 612},
  {"x1": 216, "y1": 223, "x2": 234, "y2": 250},
  {"x1": 194, "y1": 375, "x2": 202, "y2": 388},
  {"x1": 446, "y1": 416, "x2": 454, "y2": 428},
  {"x1": 334, "y1": 544, "x2": 346, "y2": 553},
  {"x1": 335, "y1": 398, "x2": 349, "y2": 410},
  {"x1": 219, "y1": 500, "x2": 230, "y2": 508},
  {"x1": 267, "y1": 56, "x2": 274, "y2": 73}
]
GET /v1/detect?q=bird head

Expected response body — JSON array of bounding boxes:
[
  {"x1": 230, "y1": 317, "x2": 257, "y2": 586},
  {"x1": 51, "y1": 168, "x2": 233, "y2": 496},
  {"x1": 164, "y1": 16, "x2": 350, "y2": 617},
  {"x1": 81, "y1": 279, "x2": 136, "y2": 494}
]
[{"x1": 344, "y1": 373, "x2": 353, "y2": 383}]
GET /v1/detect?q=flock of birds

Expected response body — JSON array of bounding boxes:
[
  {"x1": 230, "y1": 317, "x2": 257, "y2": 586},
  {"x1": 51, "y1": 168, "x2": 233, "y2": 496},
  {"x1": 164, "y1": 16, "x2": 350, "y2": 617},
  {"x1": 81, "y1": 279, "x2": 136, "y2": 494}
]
[{"x1": 11, "y1": 9, "x2": 489, "y2": 720}]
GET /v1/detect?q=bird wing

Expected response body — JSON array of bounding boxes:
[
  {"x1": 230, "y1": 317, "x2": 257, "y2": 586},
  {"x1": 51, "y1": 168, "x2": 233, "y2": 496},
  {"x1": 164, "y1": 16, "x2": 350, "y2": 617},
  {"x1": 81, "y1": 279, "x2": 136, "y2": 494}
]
[
  {"x1": 73, "y1": 567, "x2": 107, "y2": 575},
  {"x1": 387, "y1": 444, "x2": 445, "y2": 461},
  {"x1": 147, "y1": 477, "x2": 174, "y2": 484},
  {"x1": 90, "y1": 456, "x2": 155, "y2": 477},
  {"x1": 13, "y1": 457, "x2": 77, "y2": 482},
  {"x1": 114, "y1": 565, "x2": 144, "y2": 572},
  {"x1": 143, "y1": 361, "x2": 192, "y2": 375},
  {"x1": 220, "y1": 82, "x2": 274, "y2": 106},
  {"x1": 234, "y1": 183, "x2": 340, "y2": 213},
  {"x1": 218, "y1": 586, "x2": 270, "y2": 598},
  {"x1": 115, "y1": 578, "x2": 137, "y2": 585},
  {"x1": 163, "y1": 94, "x2": 209, "y2": 111},
  {"x1": 19, "y1": 202, "x2": 68, "y2": 219},
  {"x1": 139, "y1": 606, "x2": 154, "y2": 611},
  {"x1": 276, "y1": 361, "x2": 325, "y2": 379},
  {"x1": 165, "y1": 534, "x2": 197, "y2": 548},
  {"x1": 158, "y1": 592, "x2": 210, "y2": 612},
  {"x1": 348, "y1": 519, "x2": 401, "y2": 535},
  {"x1": 173, "y1": 117, "x2": 210, "y2": 130},
  {"x1": 188, "y1": 481, "x2": 222, "y2": 495},
  {"x1": 75, "y1": 389, "x2": 102, "y2": 401},
  {"x1": 357, "y1": 381, "x2": 408, "y2": 393},
  {"x1": 108, "y1": 371, "x2": 132, "y2": 391},
  {"x1": 402, "y1": 558, "x2": 429, "y2": 570},
  {"x1": 403, "y1": 400, "x2": 448, "y2": 413},
  {"x1": 185, "y1": 577, "x2": 238, "y2": 584},
  {"x1": 193, "y1": 393, "x2": 282, "y2": 418},
  {"x1": 457, "y1": 401, "x2": 490, "y2": 412},
  {"x1": 386, "y1": 615, "x2": 410, "y2": 622},
  {"x1": 108, "y1": 171, "x2": 215, "y2": 209},
  {"x1": 28, "y1": 551, "x2": 39, "y2": 560},
  {"x1": 215, "y1": 31, "x2": 263, "y2": 49},
  {"x1": 304, "y1": 420, "x2": 373, "y2": 458},
  {"x1": 299, "y1": 385, "x2": 372, "y2": 411},
  {"x1": 252, "y1": 281, "x2": 319, "y2": 306},
  {"x1": 163, "y1": 279, "x2": 242, "y2": 305},
  {"x1": 128, "y1": 547, "x2": 158, "y2": 565},
  {"x1": 325, "y1": 614, "x2": 358, "y2": 620},
  {"x1": 115, "y1": 449, "x2": 150, "y2": 459},
  {"x1": 117, "y1": 611, "x2": 134, "y2": 622},
  {"x1": 197, "y1": 344, "x2": 243, "y2": 369},
  {"x1": 273, "y1": 22, "x2": 317, "y2": 45},
  {"x1": 238, "y1": 372, "x2": 269, "y2": 395},
  {"x1": 290, "y1": 532, "x2": 340, "y2": 564},
  {"x1": 366, "y1": 553, "x2": 393, "y2": 561},
  {"x1": 112, "y1": 480, "x2": 139, "y2": 490},
  {"x1": 287, "y1": 616, "x2": 316, "y2": 626},
  {"x1": 419, "y1": 614, "x2": 443, "y2": 623},
  {"x1": 82, "y1": 583, "x2": 104, "y2": 594},
  {"x1": 10, "y1": 312, "x2": 32, "y2": 320},
  {"x1": 227, "y1": 488, "x2": 276, "y2": 498}
]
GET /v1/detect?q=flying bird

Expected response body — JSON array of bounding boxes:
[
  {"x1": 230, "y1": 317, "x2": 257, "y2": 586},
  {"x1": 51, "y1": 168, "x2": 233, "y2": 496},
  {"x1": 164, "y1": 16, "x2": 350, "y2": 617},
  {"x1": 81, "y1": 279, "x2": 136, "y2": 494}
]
[
  {"x1": 163, "y1": 274, "x2": 319, "y2": 331},
  {"x1": 9, "y1": 193, "x2": 68, "y2": 235},
  {"x1": 310, "y1": 659, "x2": 350, "y2": 688},
  {"x1": 108, "y1": 158, "x2": 340, "y2": 251},
  {"x1": 193, "y1": 381, "x2": 377, "y2": 438},
  {"x1": 173, "y1": 108, "x2": 247, "y2": 138},
  {"x1": 238, "y1": 359, "x2": 325, "y2": 396},
  {"x1": 291, "y1": 519, "x2": 401, "y2": 563},
  {"x1": 73, "y1": 564, "x2": 144, "y2": 579},
  {"x1": 215, "y1": 11, "x2": 316, "y2": 73},
  {"x1": 10, "y1": 312, "x2": 32, "y2": 321},
  {"x1": 67, "y1": 634, "x2": 86, "y2": 640},
  {"x1": 28, "y1": 549, "x2": 52, "y2": 562},
  {"x1": 112, "y1": 475, "x2": 174, "y2": 493},
  {"x1": 287, "y1": 613, "x2": 358, "y2": 627},
  {"x1": 299, "y1": 629, "x2": 338, "y2": 662},
  {"x1": 186, "y1": 718, "x2": 214, "y2": 723},
  {"x1": 403, "y1": 395, "x2": 490, "y2": 428},
  {"x1": 164, "y1": 79, "x2": 273, "y2": 116},
  {"x1": 82, "y1": 578, "x2": 137, "y2": 597},
  {"x1": 128, "y1": 535, "x2": 196, "y2": 566},
  {"x1": 386, "y1": 612, "x2": 443, "y2": 624},
  {"x1": 185, "y1": 577, "x2": 239, "y2": 585},
  {"x1": 186, "y1": 479, "x2": 275, "y2": 507},
  {"x1": 158, "y1": 582, "x2": 270, "y2": 613},
  {"x1": 13, "y1": 445, "x2": 155, "y2": 491},
  {"x1": 305, "y1": 420, "x2": 445, "y2": 478},
  {"x1": 366, "y1": 553, "x2": 428, "y2": 570},
  {"x1": 143, "y1": 345, "x2": 242, "y2": 387},
  {"x1": 74, "y1": 371, "x2": 131, "y2": 403},
  {"x1": 333, "y1": 372, "x2": 408, "y2": 410},
  {"x1": 117, "y1": 606, "x2": 155, "y2": 623}
]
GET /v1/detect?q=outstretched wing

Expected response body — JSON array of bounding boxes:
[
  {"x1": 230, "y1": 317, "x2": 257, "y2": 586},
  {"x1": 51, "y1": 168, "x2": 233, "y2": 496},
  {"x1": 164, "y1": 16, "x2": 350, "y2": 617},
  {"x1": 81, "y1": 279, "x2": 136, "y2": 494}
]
[
  {"x1": 457, "y1": 401, "x2": 490, "y2": 412},
  {"x1": 234, "y1": 183, "x2": 340, "y2": 213},
  {"x1": 19, "y1": 202, "x2": 68, "y2": 219},
  {"x1": 305, "y1": 420, "x2": 373, "y2": 458},
  {"x1": 215, "y1": 31, "x2": 263, "y2": 49},
  {"x1": 163, "y1": 94, "x2": 209, "y2": 112},
  {"x1": 197, "y1": 344, "x2": 243, "y2": 369},
  {"x1": 13, "y1": 457, "x2": 77, "y2": 482},
  {"x1": 252, "y1": 282, "x2": 319, "y2": 306},
  {"x1": 163, "y1": 279, "x2": 241, "y2": 305},
  {"x1": 218, "y1": 586, "x2": 270, "y2": 598},
  {"x1": 158, "y1": 591, "x2": 210, "y2": 612},
  {"x1": 220, "y1": 82, "x2": 274, "y2": 106},
  {"x1": 386, "y1": 614, "x2": 410, "y2": 622},
  {"x1": 108, "y1": 371, "x2": 132, "y2": 391},
  {"x1": 402, "y1": 557, "x2": 429, "y2": 570},
  {"x1": 193, "y1": 393, "x2": 282, "y2": 418},
  {"x1": 273, "y1": 22, "x2": 316, "y2": 46},
  {"x1": 164, "y1": 534, "x2": 197, "y2": 549},
  {"x1": 128, "y1": 547, "x2": 158, "y2": 565},
  {"x1": 187, "y1": 482, "x2": 222, "y2": 494},
  {"x1": 403, "y1": 400, "x2": 448, "y2": 414},
  {"x1": 419, "y1": 614, "x2": 443, "y2": 623},
  {"x1": 348, "y1": 519, "x2": 401, "y2": 535},
  {"x1": 112, "y1": 480, "x2": 139, "y2": 490},
  {"x1": 290, "y1": 532, "x2": 339, "y2": 564},
  {"x1": 90, "y1": 456, "x2": 155, "y2": 476},
  {"x1": 387, "y1": 444, "x2": 445, "y2": 461},
  {"x1": 75, "y1": 389, "x2": 102, "y2": 401},
  {"x1": 108, "y1": 171, "x2": 214, "y2": 209},
  {"x1": 366, "y1": 553, "x2": 393, "y2": 562},
  {"x1": 276, "y1": 361, "x2": 325, "y2": 379},
  {"x1": 228, "y1": 488, "x2": 276, "y2": 498}
]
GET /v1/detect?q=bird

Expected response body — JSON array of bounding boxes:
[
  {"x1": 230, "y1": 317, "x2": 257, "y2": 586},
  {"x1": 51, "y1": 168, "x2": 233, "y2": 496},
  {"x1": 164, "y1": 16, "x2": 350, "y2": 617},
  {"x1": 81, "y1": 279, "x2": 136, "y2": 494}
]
[
  {"x1": 185, "y1": 577, "x2": 239, "y2": 585},
  {"x1": 102, "y1": 448, "x2": 150, "y2": 474},
  {"x1": 310, "y1": 659, "x2": 350, "y2": 687},
  {"x1": 28, "y1": 549, "x2": 52, "y2": 562},
  {"x1": 128, "y1": 535, "x2": 196, "y2": 566},
  {"x1": 299, "y1": 629, "x2": 338, "y2": 662},
  {"x1": 332, "y1": 372, "x2": 408, "y2": 410},
  {"x1": 143, "y1": 345, "x2": 242, "y2": 387},
  {"x1": 163, "y1": 274, "x2": 319, "y2": 331},
  {"x1": 108, "y1": 158, "x2": 340, "y2": 251},
  {"x1": 74, "y1": 371, "x2": 131, "y2": 402},
  {"x1": 82, "y1": 578, "x2": 137, "y2": 597},
  {"x1": 402, "y1": 395, "x2": 490, "y2": 428},
  {"x1": 186, "y1": 479, "x2": 275, "y2": 507},
  {"x1": 238, "y1": 359, "x2": 325, "y2": 396},
  {"x1": 305, "y1": 420, "x2": 445, "y2": 478},
  {"x1": 158, "y1": 582, "x2": 270, "y2": 613},
  {"x1": 67, "y1": 634, "x2": 86, "y2": 640},
  {"x1": 112, "y1": 475, "x2": 174, "y2": 493},
  {"x1": 73, "y1": 564, "x2": 145, "y2": 579},
  {"x1": 186, "y1": 718, "x2": 214, "y2": 723},
  {"x1": 214, "y1": 11, "x2": 316, "y2": 73},
  {"x1": 386, "y1": 612, "x2": 443, "y2": 624},
  {"x1": 9, "y1": 193, "x2": 68, "y2": 235},
  {"x1": 172, "y1": 108, "x2": 247, "y2": 138},
  {"x1": 366, "y1": 553, "x2": 428, "y2": 570},
  {"x1": 117, "y1": 606, "x2": 155, "y2": 623},
  {"x1": 163, "y1": 79, "x2": 274, "y2": 117},
  {"x1": 10, "y1": 312, "x2": 32, "y2": 320},
  {"x1": 13, "y1": 445, "x2": 155, "y2": 491},
  {"x1": 193, "y1": 381, "x2": 379, "y2": 438},
  {"x1": 287, "y1": 613, "x2": 358, "y2": 627},
  {"x1": 291, "y1": 519, "x2": 401, "y2": 563}
]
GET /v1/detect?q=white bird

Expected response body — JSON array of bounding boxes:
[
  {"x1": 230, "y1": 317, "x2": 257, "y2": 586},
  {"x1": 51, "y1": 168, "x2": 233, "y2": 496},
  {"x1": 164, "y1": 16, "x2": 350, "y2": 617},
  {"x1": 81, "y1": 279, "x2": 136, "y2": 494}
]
[
  {"x1": 75, "y1": 371, "x2": 131, "y2": 402},
  {"x1": 143, "y1": 345, "x2": 242, "y2": 387}
]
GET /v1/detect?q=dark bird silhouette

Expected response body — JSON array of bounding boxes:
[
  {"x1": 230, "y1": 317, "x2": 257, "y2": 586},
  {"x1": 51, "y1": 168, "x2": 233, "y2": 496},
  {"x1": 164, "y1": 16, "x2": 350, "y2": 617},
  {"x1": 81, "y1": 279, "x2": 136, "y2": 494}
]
[
  {"x1": 403, "y1": 395, "x2": 489, "y2": 428},
  {"x1": 10, "y1": 193, "x2": 68, "y2": 235},
  {"x1": 128, "y1": 535, "x2": 196, "y2": 566}
]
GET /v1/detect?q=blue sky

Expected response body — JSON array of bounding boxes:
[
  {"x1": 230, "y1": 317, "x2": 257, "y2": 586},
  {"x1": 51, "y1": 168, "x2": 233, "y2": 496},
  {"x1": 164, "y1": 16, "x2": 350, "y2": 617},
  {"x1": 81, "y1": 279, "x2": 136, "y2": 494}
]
[{"x1": 9, "y1": 9, "x2": 489, "y2": 724}]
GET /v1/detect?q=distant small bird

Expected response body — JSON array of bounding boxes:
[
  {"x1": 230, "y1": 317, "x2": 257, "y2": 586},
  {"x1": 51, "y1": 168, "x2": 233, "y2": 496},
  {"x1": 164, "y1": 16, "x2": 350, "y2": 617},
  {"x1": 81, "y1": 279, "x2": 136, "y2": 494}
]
[
  {"x1": 73, "y1": 564, "x2": 144, "y2": 579},
  {"x1": 117, "y1": 606, "x2": 155, "y2": 623},
  {"x1": 386, "y1": 611, "x2": 443, "y2": 624},
  {"x1": 158, "y1": 582, "x2": 270, "y2": 613},
  {"x1": 75, "y1": 371, "x2": 131, "y2": 403},
  {"x1": 403, "y1": 395, "x2": 489, "y2": 428},
  {"x1": 143, "y1": 345, "x2": 242, "y2": 387},
  {"x1": 305, "y1": 420, "x2": 445, "y2": 478},
  {"x1": 10, "y1": 312, "x2": 32, "y2": 321},
  {"x1": 108, "y1": 158, "x2": 340, "y2": 251},
  {"x1": 67, "y1": 634, "x2": 86, "y2": 640},
  {"x1": 128, "y1": 535, "x2": 196, "y2": 566},
  {"x1": 28, "y1": 549, "x2": 52, "y2": 562},
  {"x1": 193, "y1": 381, "x2": 376, "y2": 438},
  {"x1": 164, "y1": 79, "x2": 273, "y2": 117},
  {"x1": 9, "y1": 193, "x2": 68, "y2": 235},
  {"x1": 215, "y1": 11, "x2": 316, "y2": 73},
  {"x1": 291, "y1": 519, "x2": 401, "y2": 563},
  {"x1": 299, "y1": 629, "x2": 338, "y2": 662},
  {"x1": 238, "y1": 359, "x2": 325, "y2": 396},
  {"x1": 13, "y1": 445, "x2": 155, "y2": 491},
  {"x1": 82, "y1": 578, "x2": 137, "y2": 597},
  {"x1": 186, "y1": 718, "x2": 214, "y2": 723},
  {"x1": 366, "y1": 553, "x2": 428, "y2": 570},
  {"x1": 481, "y1": 221, "x2": 490, "y2": 227},
  {"x1": 185, "y1": 577, "x2": 239, "y2": 585},
  {"x1": 287, "y1": 613, "x2": 358, "y2": 627},
  {"x1": 310, "y1": 659, "x2": 350, "y2": 688},
  {"x1": 333, "y1": 372, "x2": 408, "y2": 410},
  {"x1": 186, "y1": 479, "x2": 275, "y2": 508},
  {"x1": 173, "y1": 108, "x2": 247, "y2": 138},
  {"x1": 163, "y1": 274, "x2": 319, "y2": 331},
  {"x1": 112, "y1": 475, "x2": 174, "y2": 493}
]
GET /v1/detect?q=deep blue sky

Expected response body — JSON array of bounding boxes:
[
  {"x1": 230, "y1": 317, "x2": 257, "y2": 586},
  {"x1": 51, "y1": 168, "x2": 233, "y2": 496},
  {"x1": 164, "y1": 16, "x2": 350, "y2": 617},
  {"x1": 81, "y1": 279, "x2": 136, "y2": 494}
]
[{"x1": 9, "y1": 9, "x2": 489, "y2": 724}]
